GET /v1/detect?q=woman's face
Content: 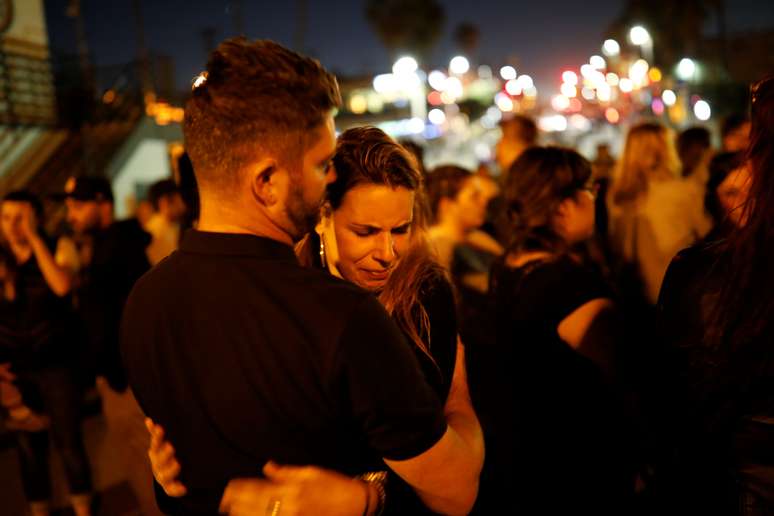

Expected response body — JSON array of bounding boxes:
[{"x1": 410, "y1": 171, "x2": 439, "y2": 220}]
[
  {"x1": 716, "y1": 164, "x2": 752, "y2": 226},
  {"x1": 332, "y1": 183, "x2": 414, "y2": 291},
  {"x1": 555, "y1": 188, "x2": 596, "y2": 245},
  {"x1": 454, "y1": 177, "x2": 488, "y2": 231},
  {"x1": 1, "y1": 201, "x2": 34, "y2": 245}
]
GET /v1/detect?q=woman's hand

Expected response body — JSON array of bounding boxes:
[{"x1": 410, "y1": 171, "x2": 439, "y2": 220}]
[
  {"x1": 145, "y1": 418, "x2": 187, "y2": 497},
  {"x1": 19, "y1": 204, "x2": 39, "y2": 243},
  {"x1": 219, "y1": 461, "x2": 369, "y2": 516}
]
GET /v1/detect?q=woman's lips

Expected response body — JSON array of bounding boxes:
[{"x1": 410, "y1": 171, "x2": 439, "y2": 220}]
[{"x1": 361, "y1": 269, "x2": 390, "y2": 281}]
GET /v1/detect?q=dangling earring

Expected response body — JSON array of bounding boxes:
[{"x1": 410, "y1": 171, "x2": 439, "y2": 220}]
[{"x1": 319, "y1": 233, "x2": 328, "y2": 269}]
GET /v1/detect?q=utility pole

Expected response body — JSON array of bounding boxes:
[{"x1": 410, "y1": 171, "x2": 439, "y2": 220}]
[
  {"x1": 201, "y1": 27, "x2": 217, "y2": 59},
  {"x1": 131, "y1": 0, "x2": 153, "y2": 98},
  {"x1": 231, "y1": 0, "x2": 245, "y2": 35},
  {"x1": 294, "y1": 0, "x2": 308, "y2": 54}
]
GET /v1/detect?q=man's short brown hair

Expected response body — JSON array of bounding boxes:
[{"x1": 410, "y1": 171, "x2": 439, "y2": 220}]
[
  {"x1": 500, "y1": 115, "x2": 538, "y2": 146},
  {"x1": 183, "y1": 38, "x2": 341, "y2": 193}
]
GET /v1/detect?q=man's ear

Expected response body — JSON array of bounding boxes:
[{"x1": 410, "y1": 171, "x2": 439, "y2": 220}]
[{"x1": 250, "y1": 159, "x2": 280, "y2": 207}]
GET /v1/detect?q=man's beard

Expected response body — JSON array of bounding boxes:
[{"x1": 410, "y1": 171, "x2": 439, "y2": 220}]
[{"x1": 285, "y1": 181, "x2": 323, "y2": 242}]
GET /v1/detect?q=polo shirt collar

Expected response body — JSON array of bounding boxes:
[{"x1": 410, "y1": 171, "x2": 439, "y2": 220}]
[{"x1": 180, "y1": 230, "x2": 297, "y2": 261}]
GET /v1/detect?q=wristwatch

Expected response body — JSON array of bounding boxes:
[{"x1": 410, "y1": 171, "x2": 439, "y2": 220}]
[{"x1": 357, "y1": 470, "x2": 387, "y2": 516}]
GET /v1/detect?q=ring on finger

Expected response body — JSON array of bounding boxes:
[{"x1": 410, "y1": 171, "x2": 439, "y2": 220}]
[{"x1": 266, "y1": 499, "x2": 282, "y2": 516}]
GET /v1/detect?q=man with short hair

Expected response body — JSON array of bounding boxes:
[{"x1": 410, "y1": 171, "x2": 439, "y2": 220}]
[
  {"x1": 721, "y1": 113, "x2": 751, "y2": 153},
  {"x1": 121, "y1": 38, "x2": 482, "y2": 515},
  {"x1": 144, "y1": 179, "x2": 186, "y2": 265},
  {"x1": 60, "y1": 176, "x2": 163, "y2": 516},
  {"x1": 495, "y1": 114, "x2": 538, "y2": 174}
]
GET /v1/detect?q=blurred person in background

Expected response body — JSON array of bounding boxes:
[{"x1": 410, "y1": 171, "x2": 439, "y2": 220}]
[
  {"x1": 721, "y1": 113, "x2": 751, "y2": 153},
  {"x1": 607, "y1": 122, "x2": 711, "y2": 307},
  {"x1": 495, "y1": 115, "x2": 538, "y2": 175},
  {"x1": 491, "y1": 146, "x2": 636, "y2": 514},
  {"x1": 705, "y1": 151, "x2": 751, "y2": 239},
  {"x1": 176, "y1": 152, "x2": 200, "y2": 231},
  {"x1": 657, "y1": 75, "x2": 774, "y2": 516},
  {"x1": 426, "y1": 165, "x2": 493, "y2": 274},
  {"x1": 61, "y1": 176, "x2": 161, "y2": 516},
  {"x1": 144, "y1": 179, "x2": 186, "y2": 265},
  {"x1": 0, "y1": 190, "x2": 93, "y2": 516},
  {"x1": 677, "y1": 126, "x2": 713, "y2": 182}
]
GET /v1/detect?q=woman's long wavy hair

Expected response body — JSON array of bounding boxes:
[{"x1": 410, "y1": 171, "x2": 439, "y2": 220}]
[
  {"x1": 501, "y1": 146, "x2": 592, "y2": 256},
  {"x1": 609, "y1": 122, "x2": 680, "y2": 206},
  {"x1": 296, "y1": 126, "x2": 446, "y2": 361},
  {"x1": 704, "y1": 76, "x2": 774, "y2": 352}
]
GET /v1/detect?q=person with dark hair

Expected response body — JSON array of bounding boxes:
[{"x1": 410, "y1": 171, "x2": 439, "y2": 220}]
[
  {"x1": 176, "y1": 152, "x2": 200, "y2": 230},
  {"x1": 426, "y1": 165, "x2": 489, "y2": 270},
  {"x1": 491, "y1": 146, "x2": 636, "y2": 514},
  {"x1": 0, "y1": 190, "x2": 93, "y2": 516},
  {"x1": 59, "y1": 176, "x2": 159, "y2": 516},
  {"x1": 705, "y1": 151, "x2": 750, "y2": 236},
  {"x1": 122, "y1": 39, "x2": 481, "y2": 516},
  {"x1": 677, "y1": 126, "x2": 712, "y2": 180},
  {"x1": 656, "y1": 76, "x2": 774, "y2": 516},
  {"x1": 721, "y1": 113, "x2": 751, "y2": 153},
  {"x1": 144, "y1": 179, "x2": 186, "y2": 265},
  {"x1": 495, "y1": 114, "x2": 538, "y2": 174}
]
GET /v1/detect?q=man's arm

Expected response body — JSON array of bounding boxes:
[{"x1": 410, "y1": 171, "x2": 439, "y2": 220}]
[{"x1": 384, "y1": 338, "x2": 484, "y2": 515}]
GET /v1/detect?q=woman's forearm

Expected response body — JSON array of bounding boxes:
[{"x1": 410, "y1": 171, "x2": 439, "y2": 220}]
[{"x1": 29, "y1": 235, "x2": 72, "y2": 296}]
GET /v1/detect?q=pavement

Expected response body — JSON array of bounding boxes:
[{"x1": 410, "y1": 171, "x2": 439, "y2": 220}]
[{"x1": 0, "y1": 395, "x2": 144, "y2": 516}]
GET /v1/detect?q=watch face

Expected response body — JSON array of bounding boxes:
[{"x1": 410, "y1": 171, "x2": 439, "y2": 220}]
[{"x1": 0, "y1": 0, "x2": 12, "y2": 34}]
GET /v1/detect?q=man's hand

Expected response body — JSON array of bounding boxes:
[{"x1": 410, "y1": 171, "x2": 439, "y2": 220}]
[
  {"x1": 219, "y1": 462, "x2": 369, "y2": 516},
  {"x1": 145, "y1": 418, "x2": 188, "y2": 497}
]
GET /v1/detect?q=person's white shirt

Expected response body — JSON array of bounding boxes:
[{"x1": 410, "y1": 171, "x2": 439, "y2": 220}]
[{"x1": 144, "y1": 213, "x2": 180, "y2": 265}]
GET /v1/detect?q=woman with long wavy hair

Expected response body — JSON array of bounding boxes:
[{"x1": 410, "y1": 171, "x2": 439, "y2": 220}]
[
  {"x1": 145, "y1": 127, "x2": 483, "y2": 515},
  {"x1": 492, "y1": 146, "x2": 636, "y2": 514},
  {"x1": 608, "y1": 122, "x2": 711, "y2": 305},
  {"x1": 657, "y1": 76, "x2": 774, "y2": 515}
]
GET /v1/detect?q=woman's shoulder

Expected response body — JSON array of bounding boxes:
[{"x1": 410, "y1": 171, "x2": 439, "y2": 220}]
[
  {"x1": 496, "y1": 252, "x2": 608, "y2": 301},
  {"x1": 417, "y1": 267, "x2": 455, "y2": 308}
]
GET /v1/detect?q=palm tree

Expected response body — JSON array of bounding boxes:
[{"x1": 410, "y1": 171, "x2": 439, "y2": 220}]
[{"x1": 365, "y1": 0, "x2": 446, "y2": 62}]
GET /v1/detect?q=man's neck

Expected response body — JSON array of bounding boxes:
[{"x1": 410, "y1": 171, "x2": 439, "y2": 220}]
[{"x1": 197, "y1": 198, "x2": 294, "y2": 246}]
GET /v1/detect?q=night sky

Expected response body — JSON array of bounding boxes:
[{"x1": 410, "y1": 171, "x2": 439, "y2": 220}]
[{"x1": 44, "y1": 0, "x2": 774, "y2": 92}]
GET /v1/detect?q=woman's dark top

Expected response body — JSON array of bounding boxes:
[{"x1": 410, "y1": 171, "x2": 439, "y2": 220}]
[
  {"x1": 489, "y1": 253, "x2": 634, "y2": 513},
  {"x1": 0, "y1": 240, "x2": 74, "y2": 371},
  {"x1": 385, "y1": 271, "x2": 458, "y2": 515},
  {"x1": 306, "y1": 233, "x2": 458, "y2": 514},
  {"x1": 658, "y1": 242, "x2": 774, "y2": 514}
]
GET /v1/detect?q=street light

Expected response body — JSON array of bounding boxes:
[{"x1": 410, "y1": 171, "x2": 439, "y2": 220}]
[
  {"x1": 500, "y1": 65, "x2": 517, "y2": 80},
  {"x1": 602, "y1": 39, "x2": 620, "y2": 57},
  {"x1": 694, "y1": 99, "x2": 711, "y2": 121},
  {"x1": 629, "y1": 26, "x2": 650, "y2": 46},
  {"x1": 392, "y1": 56, "x2": 418, "y2": 75},
  {"x1": 449, "y1": 56, "x2": 470, "y2": 75},
  {"x1": 662, "y1": 89, "x2": 677, "y2": 106},
  {"x1": 677, "y1": 58, "x2": 697, "y2": 81},
  {"x1": 629, "y1": 26, "x2": 653, "y2": 61}
]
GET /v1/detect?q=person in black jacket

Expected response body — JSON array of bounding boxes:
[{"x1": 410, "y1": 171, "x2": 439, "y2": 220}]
[
  {"x1": 60, "y1": 176, "x2": 162, "y2": 516},
  {"x1": 0, "y1": 190, "x2": 93, "y2": 516}
]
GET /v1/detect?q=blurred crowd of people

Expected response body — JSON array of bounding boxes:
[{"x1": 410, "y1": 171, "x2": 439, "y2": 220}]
[{"x1": 0, "y1": 36, "x2": 772, "y2": 516}]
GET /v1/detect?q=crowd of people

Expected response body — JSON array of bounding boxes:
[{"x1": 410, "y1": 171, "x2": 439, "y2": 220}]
[{"x1": 0, "y1": 36, "x2": 772, "y2": 516}]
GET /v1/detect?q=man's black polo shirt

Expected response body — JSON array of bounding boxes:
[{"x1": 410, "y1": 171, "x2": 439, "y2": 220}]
[{"x1": 121, "y1": 231, "x2": 447, "y2": 514}]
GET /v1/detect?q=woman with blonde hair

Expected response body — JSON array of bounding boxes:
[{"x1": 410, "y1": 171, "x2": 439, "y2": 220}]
[{"x1": 608, "y1": 122, "x2": 711, "y2": 305}]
